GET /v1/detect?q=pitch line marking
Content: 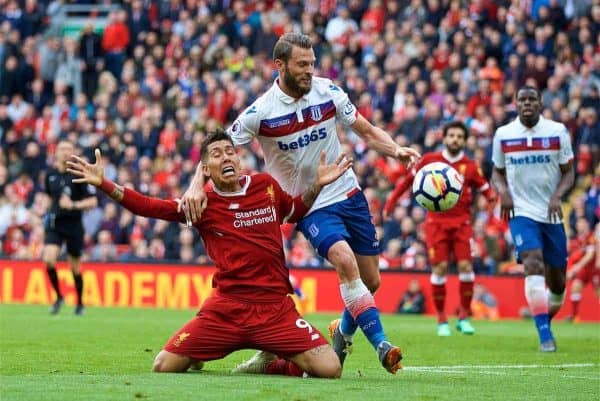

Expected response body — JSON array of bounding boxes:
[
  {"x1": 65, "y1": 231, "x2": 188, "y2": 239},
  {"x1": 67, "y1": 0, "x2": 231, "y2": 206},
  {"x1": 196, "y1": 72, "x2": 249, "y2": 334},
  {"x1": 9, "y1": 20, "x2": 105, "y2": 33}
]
[
  {"x1": 405, "y1": 363, "x2": 596, "y2": 371},
  {"x1": 405, "y1": 364, "x2": 599, "y2": 380},
  {"x1": 407, "y1": 369, "x2": 598, "y2": 380}
]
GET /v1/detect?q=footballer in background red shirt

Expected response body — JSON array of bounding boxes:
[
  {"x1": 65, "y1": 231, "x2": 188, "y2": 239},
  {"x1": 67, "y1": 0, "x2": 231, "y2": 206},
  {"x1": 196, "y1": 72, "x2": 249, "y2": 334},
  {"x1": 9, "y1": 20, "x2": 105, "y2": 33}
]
[
  {"x1": 566, "y1": 218, "x2": 599, "y2": 321},
  {"x1": 67, "y1": 130, "x2": 353, "y2": 378},
  {"x1": 384, "y1": 121, "x2": 495, "y2": 336}
]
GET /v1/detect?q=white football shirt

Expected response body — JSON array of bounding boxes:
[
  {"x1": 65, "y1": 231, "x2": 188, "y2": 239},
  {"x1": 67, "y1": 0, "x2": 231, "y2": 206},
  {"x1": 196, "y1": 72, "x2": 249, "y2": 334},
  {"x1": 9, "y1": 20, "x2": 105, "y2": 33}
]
[
  {"x1": 492, "y1": 116, "x2": 574, "y2": 223},
  {"x1": 227, "y1": 77, "x2": 360, "y2": 214}
]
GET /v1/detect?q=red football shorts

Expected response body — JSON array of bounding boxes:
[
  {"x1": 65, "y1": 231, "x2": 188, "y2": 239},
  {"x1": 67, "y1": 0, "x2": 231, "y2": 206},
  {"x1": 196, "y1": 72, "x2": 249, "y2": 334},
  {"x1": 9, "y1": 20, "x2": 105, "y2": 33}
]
[
  {"x1": 163, "y1": 292, "x2": 328, "y2": 361},
  {"x1": 574, "y1": 264, "x2": 600, "y2": 287},
  {"x1": 568, "y1": 250, "x2": 599, "y2": 287},
  {"x1": 425, "y1": 219, "x2": 473, "y2": 265}
]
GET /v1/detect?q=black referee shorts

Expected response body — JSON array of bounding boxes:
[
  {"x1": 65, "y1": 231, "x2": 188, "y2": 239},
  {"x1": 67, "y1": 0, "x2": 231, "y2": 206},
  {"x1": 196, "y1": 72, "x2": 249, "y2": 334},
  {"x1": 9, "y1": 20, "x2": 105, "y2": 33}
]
[{"x1": 44, "y1": 217, "x2": 85, "y2": 257}]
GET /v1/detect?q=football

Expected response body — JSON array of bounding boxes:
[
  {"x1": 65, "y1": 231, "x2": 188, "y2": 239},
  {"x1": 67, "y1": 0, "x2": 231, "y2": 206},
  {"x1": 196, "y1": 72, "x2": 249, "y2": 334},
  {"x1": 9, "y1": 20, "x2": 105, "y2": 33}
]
[{"x1": 412, "y1": 162, "x2": 463, "y2": 212}]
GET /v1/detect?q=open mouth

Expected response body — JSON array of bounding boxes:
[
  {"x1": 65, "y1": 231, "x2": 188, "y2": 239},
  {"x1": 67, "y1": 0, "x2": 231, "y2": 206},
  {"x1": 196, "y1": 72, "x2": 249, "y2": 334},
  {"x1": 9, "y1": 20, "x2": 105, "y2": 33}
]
[{"x1": 222, "y1": 166, "x2": 235, "y2": 176}]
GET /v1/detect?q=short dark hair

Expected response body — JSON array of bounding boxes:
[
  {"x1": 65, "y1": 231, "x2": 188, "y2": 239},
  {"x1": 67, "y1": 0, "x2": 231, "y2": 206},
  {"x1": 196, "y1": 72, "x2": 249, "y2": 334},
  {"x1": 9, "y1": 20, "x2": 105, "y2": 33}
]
[
  {"x1": 442, "y1": 120, "x2": 469, "y2": 140},
  {"x1": 273, "y1": 33, "x2": 312, "y2": 62},
  {"x1": 516, "y1": 85, "x2": 541, "y2": 99},
  {"x1": 200, "y1": 128, "x2": 234, "y2": 162}
]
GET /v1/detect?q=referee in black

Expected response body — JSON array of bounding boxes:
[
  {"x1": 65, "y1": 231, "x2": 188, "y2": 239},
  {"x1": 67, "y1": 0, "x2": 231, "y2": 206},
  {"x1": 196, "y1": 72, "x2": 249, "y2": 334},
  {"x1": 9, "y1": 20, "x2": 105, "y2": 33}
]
[{"x1": 43, "y1": 140, "x2": 97, "y2": 315}]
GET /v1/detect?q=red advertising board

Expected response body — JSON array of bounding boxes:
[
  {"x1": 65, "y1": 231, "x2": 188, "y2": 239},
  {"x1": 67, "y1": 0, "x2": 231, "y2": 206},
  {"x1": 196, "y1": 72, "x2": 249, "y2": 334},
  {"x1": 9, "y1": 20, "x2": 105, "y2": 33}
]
[{"x1": 0, "y1": 260, "x2": 598, "y2": 321}]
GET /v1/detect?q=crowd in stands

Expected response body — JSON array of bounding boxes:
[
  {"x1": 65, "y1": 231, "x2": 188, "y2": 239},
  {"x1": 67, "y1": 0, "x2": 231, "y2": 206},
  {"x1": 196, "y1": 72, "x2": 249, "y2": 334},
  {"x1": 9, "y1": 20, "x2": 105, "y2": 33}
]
[{"x1": 0, "y1": 0, "x2": 598, "y2": 274}]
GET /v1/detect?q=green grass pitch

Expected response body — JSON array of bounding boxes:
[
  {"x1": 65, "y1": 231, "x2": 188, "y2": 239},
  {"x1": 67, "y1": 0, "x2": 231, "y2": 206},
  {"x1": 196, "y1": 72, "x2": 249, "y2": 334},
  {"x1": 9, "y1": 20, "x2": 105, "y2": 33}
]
[{"x1": 1, "y1": 304, "x2": 598, "y2": 401}]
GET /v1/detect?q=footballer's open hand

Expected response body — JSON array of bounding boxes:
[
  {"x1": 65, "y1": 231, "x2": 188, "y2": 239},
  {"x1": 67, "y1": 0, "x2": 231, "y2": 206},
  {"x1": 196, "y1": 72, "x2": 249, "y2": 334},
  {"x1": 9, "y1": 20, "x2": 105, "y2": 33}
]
[
  {"x1": 395, "y1": 146, "x2": 421, "y2": 170},
  {"x1": 67, "y1": 148, "x2": 104, "y2": 187},
  {"x1": 316, "y1": 151, "x2": 353, "y2": 188},
  {"x1": 179, "y1": 181, "x2": 208, "y2": 225}
]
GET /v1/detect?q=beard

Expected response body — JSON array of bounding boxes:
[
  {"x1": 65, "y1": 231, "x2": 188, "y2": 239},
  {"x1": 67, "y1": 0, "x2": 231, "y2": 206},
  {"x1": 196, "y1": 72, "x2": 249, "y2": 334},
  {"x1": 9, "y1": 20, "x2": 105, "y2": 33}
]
[
  {"x1": 283, "y1": 66, "x2": 311, "y2": 97},
  {"x1": 446, "y1": 144, "x2": 462, "y2": 155}
]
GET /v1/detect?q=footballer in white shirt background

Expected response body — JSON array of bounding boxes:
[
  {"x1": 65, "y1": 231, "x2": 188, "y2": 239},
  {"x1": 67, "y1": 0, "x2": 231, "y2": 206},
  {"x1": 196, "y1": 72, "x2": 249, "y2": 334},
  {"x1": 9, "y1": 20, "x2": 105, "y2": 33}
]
[{"x1": 492, "y1": 86, "x2": 575, "y2": 353}]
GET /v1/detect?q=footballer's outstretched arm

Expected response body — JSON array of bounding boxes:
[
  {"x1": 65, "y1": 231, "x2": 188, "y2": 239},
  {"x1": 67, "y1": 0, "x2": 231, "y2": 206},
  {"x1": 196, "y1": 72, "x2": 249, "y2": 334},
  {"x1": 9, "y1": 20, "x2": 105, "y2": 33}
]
[
  {"x1": 383, "y1": 173, "x2": 415, "y2": 219},
  {"x1": 67, "y1": 149, "x2": 185, "y2": 224},
  {"x1": 351, "y1": 114, "x2": 421, "y2": 168}
]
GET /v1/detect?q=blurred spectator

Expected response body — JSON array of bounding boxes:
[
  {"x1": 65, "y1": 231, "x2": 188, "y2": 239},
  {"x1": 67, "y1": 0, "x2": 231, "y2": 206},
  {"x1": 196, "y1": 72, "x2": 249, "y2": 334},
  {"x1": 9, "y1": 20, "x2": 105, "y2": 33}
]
[
  {"x1": 381, "y1": 238, "x2": 403, "y2": 269},
  {"x1": 120, "y1": 238, "x2": 150, "y2": 262},
  {"x1": 396, "y1": 279, "x2": 425, "y2": 314},
  {"x1": 90, "y1": 229, "x2": 118, "y2": 262},
  {"x1": 569, "y1": 195, "x2": 596, "y2": 234},
  {"x1": 78, "y1": 23, "x2": 104, "y2": 99},
  {"x1": 471, "y1": 283, "x2": 500, "y2": 321},
  {"x1": 55, "y1": 37, "x2": 83, "y2": 99},
  {"x1": 38, "y1": 36, "x2": 62, "y2": 96},
  {"x1": 0, "y1": 184, "x2": 29, "y2": 238},
  {"x1": 471, "y1": 217, "x2": 502, "y2": 275},
  {"x1": 288, "y1": 234, "x2": 321, "y2": 268},
  {"x1": 102, "y1": 10, "x2": 130, "y2": 80},
  {"x1": 325, "y1": 6, "x2": 358, "y2": 52}
]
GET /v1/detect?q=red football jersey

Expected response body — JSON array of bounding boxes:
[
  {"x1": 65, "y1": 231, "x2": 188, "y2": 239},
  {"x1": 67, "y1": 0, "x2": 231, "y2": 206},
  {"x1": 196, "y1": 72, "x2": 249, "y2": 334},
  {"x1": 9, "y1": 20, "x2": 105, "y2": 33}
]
[
  {"x1": 118, "y1": 173, "x2": 308, "y2": 303},
  {"x1": 384, "y1": 150, "x2": 494, "y2": 224},
  {"x1": 568, "y1": 232, "x2": 596, "y2": 269}
]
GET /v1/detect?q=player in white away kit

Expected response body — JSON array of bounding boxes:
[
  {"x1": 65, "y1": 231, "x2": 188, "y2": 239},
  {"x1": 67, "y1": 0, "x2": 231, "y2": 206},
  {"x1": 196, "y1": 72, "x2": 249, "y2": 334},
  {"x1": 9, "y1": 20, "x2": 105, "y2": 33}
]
[
  {"x1": 180, "y1": 33, "x2": 420, "y2": 374},
  {"x1": 492, "y1": 86, "x2": 574, "y2": 352}
]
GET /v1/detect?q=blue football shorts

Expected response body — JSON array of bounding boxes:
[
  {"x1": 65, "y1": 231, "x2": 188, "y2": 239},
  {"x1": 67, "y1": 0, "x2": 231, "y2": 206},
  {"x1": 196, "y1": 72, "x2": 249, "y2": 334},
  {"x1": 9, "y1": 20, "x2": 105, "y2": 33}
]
[
  {"x1": 509, "y1": 216, "x2": 567, "y2": 268},
  {"x1": 296, "y1": 190, "x2": 381, "y2": 258}
]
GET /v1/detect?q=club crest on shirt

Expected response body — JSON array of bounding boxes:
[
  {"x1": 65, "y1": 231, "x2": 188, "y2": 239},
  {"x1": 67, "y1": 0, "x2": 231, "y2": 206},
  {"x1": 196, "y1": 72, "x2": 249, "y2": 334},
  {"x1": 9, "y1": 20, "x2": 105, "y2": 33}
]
[
  {"x1": 343, "y1": 102, "x2": 355, "y2": 116},
  {"x1": 172, "y1": 332, "x2": 190, "y2": 347},
  {"x1": 515, "y1": 234, "x2": 523, "y2": 246},
  {"x1": 310, "y1": 105, "x2": 322, "y2": 121},
  {"x1": 266, "y1": 185, "x2": 276, "y2": 203},
  {"x1": 308, "y1": 224, "x2": 319, "y2": 238},
  {"x1": 231, "y1": 120, "x2": 241, "y2": 134}
]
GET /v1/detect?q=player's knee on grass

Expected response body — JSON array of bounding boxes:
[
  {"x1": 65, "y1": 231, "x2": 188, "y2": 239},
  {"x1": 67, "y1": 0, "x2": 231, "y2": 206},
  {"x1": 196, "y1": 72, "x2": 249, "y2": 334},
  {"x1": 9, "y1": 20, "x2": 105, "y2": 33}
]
[
  {"x1": 152, "y1": 350, "x2": 191, "y2": 373},
  {"x1": 311, "y1": 357, "x2": 342, "y2": 379},
  {"x1": 292, "y1": 345, "x2": 341, "y2": 379}
]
